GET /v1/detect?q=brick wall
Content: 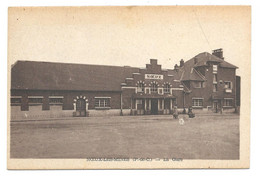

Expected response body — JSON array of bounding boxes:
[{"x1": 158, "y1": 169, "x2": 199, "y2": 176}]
[
  {"x1": 11, "y1": 89, "x2": 122, "y2": 112},
  {"x1": 183, "y1": 64, "x2": 236, "y2": 109},
  {"x1": 122, "y1": 88, "x2": 135, "y2": 109}
]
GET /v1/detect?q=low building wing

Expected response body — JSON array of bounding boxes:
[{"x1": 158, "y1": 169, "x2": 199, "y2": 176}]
[{"x1": 11, "y1": 61, "x2": 139, "y2": 91}]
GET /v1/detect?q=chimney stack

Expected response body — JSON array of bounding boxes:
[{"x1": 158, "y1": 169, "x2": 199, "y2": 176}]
[
  {"x1": 212, "y1": 48, "x2": 224, "y2": 60},
  {"x1": 150, "y1": 59, "x2": 158, "y2": 65},
  {"x1": 180, "y1": 59, "x2": 184, "y2": 67},
  {"x1": 174, "y1": 64, "x2": 179, "y2": 70}
]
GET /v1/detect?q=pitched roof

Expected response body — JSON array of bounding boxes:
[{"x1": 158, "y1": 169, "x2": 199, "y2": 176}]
[
  {"x1": 194, "y1": 52, "x2": 238, "y2": 69},
  {"x1": 177, "y1": 60, "x2": 205, "y2": 82},
  {"x1": 181, "y1": 66, "x2": 205, "y2": 81},
  {"x1": 11, "y1": 61, "x2": 139, "y2": 91},
  {"x1": 11, "y1": 52, "x2": 238, "y2": 91},
  {"x1": 219, "y1": 61, "x2": 238, "y2": 69},
  {"x1": 194, "y1": 52, "x2": 222, "y2": 64},
  {"x1": 179, "y1": 52, "x2": 238, "y2": 82}
]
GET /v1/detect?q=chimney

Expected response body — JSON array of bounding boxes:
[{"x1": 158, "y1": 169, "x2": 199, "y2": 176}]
[
  {"x1": 150, "y1": 59, "x2": 158, "y2": 65},
  {"x1": 174, "y1": 64, "x2": 179, "y2": 70},
  {"x1": 180, "y1": 59, "x2": 184, "y2": 67},
  {"x1": 212, "y1": 48, "x2": 224, "y2": 60}
]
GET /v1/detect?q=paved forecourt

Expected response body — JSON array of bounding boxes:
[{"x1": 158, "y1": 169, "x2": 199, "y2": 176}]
[{"x1": 10, "y1": 114, "x2": 239, "y2": 159}]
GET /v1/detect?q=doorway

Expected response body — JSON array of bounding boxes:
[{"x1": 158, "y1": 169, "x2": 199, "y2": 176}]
[
  {"x1": 151, "y1": 99, "x2": 158, "y2": 115},
  {"x1": 76, "y1": 98, "x2": 86, "y2": 117}
]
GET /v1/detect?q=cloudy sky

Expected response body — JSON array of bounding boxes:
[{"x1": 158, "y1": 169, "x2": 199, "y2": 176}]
[{"x1": 8, "y1": 6, "x2": 250, "y2": 76}]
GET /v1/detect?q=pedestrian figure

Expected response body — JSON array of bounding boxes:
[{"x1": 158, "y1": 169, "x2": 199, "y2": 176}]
[
  {"x1": 182, "y1": 107, "x2": 186, "y2": 114},
  {"x1": 188, "y1": 106, "x2": 195, "y2": 118},
  {"x1": 220, "y1": 107, "x2": 223, "y2": 114},
  {"x1": 173, "y1": 106, "x2": 179, "y2": 119}
]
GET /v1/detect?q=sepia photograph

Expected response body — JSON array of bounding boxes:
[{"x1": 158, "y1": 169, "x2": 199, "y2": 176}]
[{"x1": 7, "y1": 6, "x2": 250, "y2": 169}]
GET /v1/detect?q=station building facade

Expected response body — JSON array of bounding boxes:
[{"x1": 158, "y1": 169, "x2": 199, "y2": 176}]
[{"x1": 10, "y1": 49, "x2": 239, "y2": 119}]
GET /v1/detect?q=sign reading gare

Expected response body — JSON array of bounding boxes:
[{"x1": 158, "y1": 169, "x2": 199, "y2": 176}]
[{"x1": 145, "y1": 74, "x2": 164, "y2": 80}]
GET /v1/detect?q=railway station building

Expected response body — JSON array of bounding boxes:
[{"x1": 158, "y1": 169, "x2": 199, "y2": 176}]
[{"x1": 10, "y1": 49, "x2": 239, "y2": 119}]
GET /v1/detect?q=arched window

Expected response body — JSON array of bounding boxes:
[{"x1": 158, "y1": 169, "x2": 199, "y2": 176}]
[
  {"x1": 164, "y1": 83, "x2": 170, "y2": 93},
  {"x1": 137, "y1": 82, "x2": 144, "y2": 93},
  {"x1": 151, "y1": 83, "x2": 158, "y2": 93}
]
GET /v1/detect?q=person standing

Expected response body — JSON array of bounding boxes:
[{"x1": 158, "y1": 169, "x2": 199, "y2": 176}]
[
  {"x1": 188, "y1": 106, "x2": 195, "y2": 118},
  {"x1": 173, "y1": 106, "x2": 179, "y2": 119}
]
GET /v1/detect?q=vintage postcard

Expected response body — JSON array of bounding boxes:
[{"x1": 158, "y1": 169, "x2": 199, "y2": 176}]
[{"x1": 7, "y1": 6, "x2": 251, "y2": 169}]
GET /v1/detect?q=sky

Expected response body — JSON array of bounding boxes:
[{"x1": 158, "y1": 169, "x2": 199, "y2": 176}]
[{"x1": 8, "y1": 6, "x2": 251, "y2": 76}]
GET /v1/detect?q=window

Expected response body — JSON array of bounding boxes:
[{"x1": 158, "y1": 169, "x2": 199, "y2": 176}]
[
  {"x1": 158, "y1": 88, "x2": 163, "y2": 95},
  {"x1": 213, "y1": 65, "x2": 218, "y2": 73},
  {"x1": 172, "y1": 99, "x2": 177, "y2": 107},
  {"x1": 213, "y1": 74, "x2": 217, "y2": 83},
  {"x1": 151, "y1": 83, "x2": 158, "y2": 93},
  {"x1": 194, "y1": 82, "x2": 205, "y2": 88},
  {"x1": 164, "y1": 84, "x2": 170, "y2": 93},
  {"x1": 224, "y1": 81, "x2": 232, "y2": 89},
  {"x1": 145, "y1": 88, "x2": 150, "y2": 94},
  {"x1": 224, "y1": 99, "x2": 233, "y2": 107},
  {"x1": 194, "y1": 82, "x2": 201, "y2": 88},
  {"x1": 192, "y1": 98, "x2": 203, "y2": 107},
  {"x1": 202, "y1": 82, "x2": 205, "y2": 88},
  {"x1": 137, "y1": 82, "x2": 144, "y2": 93},
  {"x1": 28, "y1": 96, "x2": 43, "y2": 104},
  {"x1": 49, "y1": 96, "x2": 63, "y2": 105},
  {"x1": 95, "y1": 98, "x2": 110, "y2": 108},
  {"x1": 213, "y1": 84, "x2": 217, "y2": 92},
  {"x1": 11, "y1": 96, "x2": 22, "y2": 106}
]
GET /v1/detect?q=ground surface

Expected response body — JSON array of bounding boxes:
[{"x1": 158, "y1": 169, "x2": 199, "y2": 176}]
[{"x1": 10, "y1": 114, "x2": 239, "y2": 159}]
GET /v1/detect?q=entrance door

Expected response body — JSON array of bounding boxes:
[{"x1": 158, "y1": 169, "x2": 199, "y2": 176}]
[
  {"x1": 151, "y1": 99, "x2": 158, "y2": 115},
  {"x1": 163, "y1": 99, "x2": 170, "y2": 114},
  {"x1": 213, "y1": 101, "x2": 219, "y2": 113},
  {"x1": 76, "y1": 98, "x2": 86, "y2": 117}
]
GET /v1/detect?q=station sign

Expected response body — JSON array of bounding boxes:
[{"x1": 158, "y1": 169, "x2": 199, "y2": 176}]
[{"x1": 145, "y1": 74, "x2": 163, "y2": 80}]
